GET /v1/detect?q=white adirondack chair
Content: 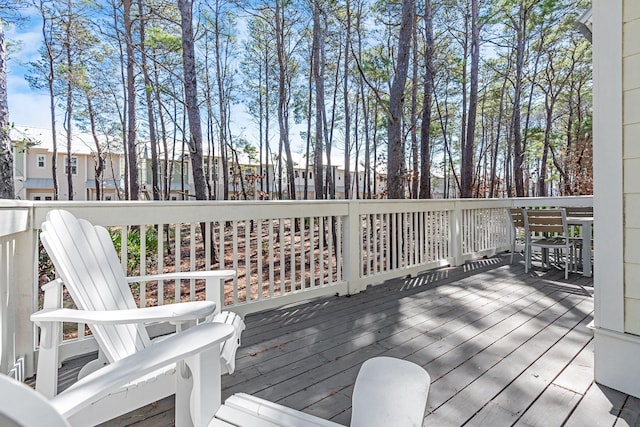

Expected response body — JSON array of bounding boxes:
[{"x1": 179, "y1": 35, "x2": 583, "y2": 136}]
[
  {"x1": 32, "y1": 209, "x2": 245, "y2": 425},
  {"x1": 0, "y1": 322, "x2": 235, "y2": 427},
  {"x1": 210, "y1": 356, "x2": 431, "y2": 427},
  {"x1": 1, "y1": 352, "x2": 429, "y2": 427}
]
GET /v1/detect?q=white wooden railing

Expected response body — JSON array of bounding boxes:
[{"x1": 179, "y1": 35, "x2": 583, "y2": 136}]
[{"x1": 0, "y1": 196, "x2": 593, "y2": 378}]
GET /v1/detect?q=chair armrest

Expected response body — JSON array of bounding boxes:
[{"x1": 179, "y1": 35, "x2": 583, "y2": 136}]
[
  {"x1": 127, "y1": 271, "x2": 237, "y2": 315},
  {"x1": 126, "y1": 270, "x2": 236, "y2": 283},
  {"x1": 51, "y1": 322, "x2": 235, "y2": 420},
  {"x1": 31, "y1": 301, "x2": 216, "y2": 326}
]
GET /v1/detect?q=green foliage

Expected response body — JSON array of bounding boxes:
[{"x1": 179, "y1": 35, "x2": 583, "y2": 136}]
[
  {"x1": 110, "y1": 226, "x2": 159, "y2": 275},
  {"x1": 10, "y1": 127, "x2": 40, "y2": 153},
  {"x1": 146, "y1": 27, "x2": 182, "y2": 52}
]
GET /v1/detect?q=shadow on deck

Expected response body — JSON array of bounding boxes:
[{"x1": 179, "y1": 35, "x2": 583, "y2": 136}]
[{"x1": 55, "y1": 254, "x2": 640, "y2": 426}]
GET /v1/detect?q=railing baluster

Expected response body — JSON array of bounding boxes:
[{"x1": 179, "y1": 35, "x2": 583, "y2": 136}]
[
  {"x1": 319, "y1": 216, "x2": 325, "y2": 285},
  {"x1": 257, "y1": 219, "x2": 263, "y2": 300},
  {"x1": 245, "y1": 220, "x2": 251, "y2": 302},
  {"x1": 279, "y1": 219, "x2": 285, "y2": 293},
  {"x1": 174, "y1": 223, "x2": 181, "y2": 304},
  {"x1": 232, "y1": 221, "x2": 239, "y2": 305},
  {"x1": 373, "y1": 214, "x2": 379, "y2": 275},
  {"x1": 120, "y1": 227, "x2": 127, "y2": 273},
  {"x1": 205, "y1": 221, "x2": 211, "y2": 272},
  {"x1": 290, "y1": 218, "x2": 296, "y2": 291},
  {"x1": 309, "y1": 217, "x2": 315, "y2": 287},
  {"x1": 336, "y1": 216, "x2": 343, "y2": 282},
  {"x1": 139, "y1": 224, "x2": 147, "y2": 307},
  {"x1": 268, "y1": 219, "x2": 275, "y2": 298},
  {"x1": 189, "y1": 223, "x2": 196, "y2": 301},
  {"x1": 157, "y1": 224, "x2": 164, "y2": 306},
  {"x1": 300, "y1": 218, "x2": 306, "y2": 291}
]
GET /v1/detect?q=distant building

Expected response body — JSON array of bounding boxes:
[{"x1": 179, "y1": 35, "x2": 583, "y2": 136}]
[
  {"x1": 12, "y1": 126, "x2": 389, "y2": 201},
  {"x1": 11, "y1": 127, "x2": 122, "y2": 201}
]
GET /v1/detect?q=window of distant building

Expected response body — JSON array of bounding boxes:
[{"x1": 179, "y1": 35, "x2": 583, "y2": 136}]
[
  {"x1": 65, "y1": 157, "x2": 78, "y2": 175},
  {"x1": 37, "y1": 155, "x2": 46, "y2": 168}
]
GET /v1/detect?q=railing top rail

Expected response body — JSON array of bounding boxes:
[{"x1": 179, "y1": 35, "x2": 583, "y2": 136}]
[
  {"x1": 0, "y1": 196, "x2": 592, "y2": 229},
  {"x1": 0, "y1": 208, "x2": 30, "y2": 238}
]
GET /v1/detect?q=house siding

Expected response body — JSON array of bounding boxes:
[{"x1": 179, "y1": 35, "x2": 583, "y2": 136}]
[
  {"x1": 623, "y1": 0, "x2": 640, "y2": 335},
  {"x1": 11, "y1": 129, "x2": 122, "y2": 201}
]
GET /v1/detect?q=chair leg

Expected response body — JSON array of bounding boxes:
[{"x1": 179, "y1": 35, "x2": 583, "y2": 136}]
[{"x1": 510, "y1": 240, "x2": 515, "y2": 264}]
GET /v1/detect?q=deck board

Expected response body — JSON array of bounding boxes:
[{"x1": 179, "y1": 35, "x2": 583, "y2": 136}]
[{"x1": 47, "y1": 254, "x2": 639, "y2": 426}]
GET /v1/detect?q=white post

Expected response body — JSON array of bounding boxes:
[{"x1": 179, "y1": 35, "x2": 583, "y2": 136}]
[
  {"x1": 16, "y1": 221, "x2": 37, "y2": 378},
  {"x1": 449, "y1": 204, "x2": 464, "y2": 266},
  {"x1": 0, "y1": 206, "x2": 36, "y2": 379},
  {"x1": 187, "y1": 346, "x2": 221, "y2": 427},
  {"x1": 592, "y1": 0, "x2": 640, "y2": 400},
  {"x1": 343, "y1": 201, "x2": 363, "y2": 295}
]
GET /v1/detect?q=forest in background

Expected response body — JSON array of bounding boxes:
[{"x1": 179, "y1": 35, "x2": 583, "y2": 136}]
[{"x1": 0, "y1": 0, "x2": 592, "y2": 201}]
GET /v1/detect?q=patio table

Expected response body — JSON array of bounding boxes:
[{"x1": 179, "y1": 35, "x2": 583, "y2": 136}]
[{"x1": 566, "y1": 216, "x2": 593, "y2": 277}]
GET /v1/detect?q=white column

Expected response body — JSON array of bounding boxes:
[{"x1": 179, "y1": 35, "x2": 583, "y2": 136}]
[
  {"x1": 593, "y1": 0, "x2": 624, "y2": 332},
  {"x1": 593, "y1": 0, "x2": 640, "y2": 399}
]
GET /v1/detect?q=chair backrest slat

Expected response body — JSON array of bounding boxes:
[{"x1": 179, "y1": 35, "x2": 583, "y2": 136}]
[
  {"x1": 523, "y1": 209, "x2": 568, "y2": 236},
  {"x1": 40, "y1": 210, "x2": 150, "y2": 362},
  {"x1": 565, "y1": 206, "x2": 593, "y2": 217},
  {"x1": 508, "y1": 208, "x2": 525, "y2": 229}
]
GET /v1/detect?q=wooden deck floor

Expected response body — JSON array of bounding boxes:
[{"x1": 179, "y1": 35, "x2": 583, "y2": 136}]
[{"x1": 58, "y1": 254, "x2": 640, "y2": 426}]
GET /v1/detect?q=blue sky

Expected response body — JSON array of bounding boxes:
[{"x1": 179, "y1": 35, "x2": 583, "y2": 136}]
[{"x1": 6, "y1": 13, "x2": 53, "y2": 129}]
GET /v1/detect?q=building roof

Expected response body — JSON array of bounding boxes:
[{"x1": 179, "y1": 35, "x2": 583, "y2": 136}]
[
  {"x1": 10, "y1": 126, "x2": 122, "y2": 156},
  {"x1": 23, "y1": 178, "x2": 54, "y2": 189}
]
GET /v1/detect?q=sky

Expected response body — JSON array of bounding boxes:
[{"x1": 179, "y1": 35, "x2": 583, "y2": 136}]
[{"x1": 6, "y1": 12, "x2": 52, "y2": 130}]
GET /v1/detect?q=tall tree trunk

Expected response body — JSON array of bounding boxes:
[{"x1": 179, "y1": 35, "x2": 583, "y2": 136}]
[
  {"x1": 124, "y1": 0, "x2": 138, "y2": 200},
  {"x1": 461, "y1": 0, "x2": 479, "y2": 198},
  {"x1": 36, "y1": 1, "x2": 60, "y2": 200},
  {"x1": 324, "y1": 16, "x2": 339, "y2": 200},
  {"x1": 275, "y1": 0, "x2": 295, "y2": 199},
  {"x1": 419, "y1": 0, "x2": 433, "y2": 199},
  {"x1": 409, "y1": 15, "x2": 419, "y2": 200},
  {"x1": 203, "y1": 34, "x2": 216, "y2": 200},
  {"x1": 356, "y1": 4, "x2": 371, "y2": 199},
  {"x1": 85, "y1": 96, "x2": 103, "y2": 200},
  {"x1": 139, "y1": 0, "x2": 160, "y2": 200},
  {"x1": 264, "y1": 50, "x2": 271, "y2": 199},
  {"x1": 63, "y1": 2, "x2": 74, "y2": 200},
  {"x1": 538, "y1": 96, "x2": 555, "y2": 197},
  {"x1": 386, "y1": 0, "x2": 414, "y2": 199},
  {"x1": 312, "y1": 1, "x2": 324, "y2": 199},
  {"x1": 342, "y1": 0, "x2": 352, "y2": 200},
  {"x1": 151, "y1": 48, "x2": 170, "y2": 200},
  {"x1": 178, "y1": 0, "x2": 208, "y2": 201},
  {"x1": 512, "y1": 1, "x2": 527, "y2": 197},
  {"x1": 490, "y1": 69, "x2": 510, "y2": 198},
  {"x1": 213, "y1": 0, "x2": 229, "y2": 201},
  {"x1": 0, "y1": 21, "x2": 14, "y2": 199},
  {"x1": 304, "y1": 50, "x2": 313, "y2": 200}
]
